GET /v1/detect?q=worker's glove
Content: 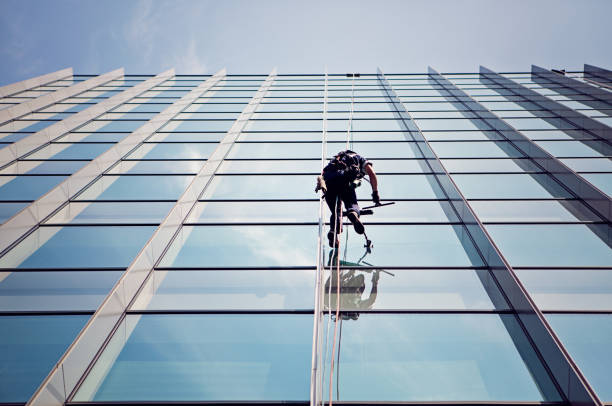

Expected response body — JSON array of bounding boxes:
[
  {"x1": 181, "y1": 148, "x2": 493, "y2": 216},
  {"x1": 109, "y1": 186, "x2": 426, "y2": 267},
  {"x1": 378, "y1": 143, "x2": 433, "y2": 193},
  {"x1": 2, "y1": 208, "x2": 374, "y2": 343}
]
[
  {"x1": 315, "y1": 175, "x2": 327, "y2": 195},
  {"x1": 371, "y1": 190, "x2": 381, "y2": 206}
]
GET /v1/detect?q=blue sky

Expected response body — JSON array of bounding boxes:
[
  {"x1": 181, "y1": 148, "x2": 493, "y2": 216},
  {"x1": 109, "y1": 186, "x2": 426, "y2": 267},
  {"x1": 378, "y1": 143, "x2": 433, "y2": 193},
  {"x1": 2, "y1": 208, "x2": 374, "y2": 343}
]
[{"x1": 1, "y1": 0, "x2": 611, "y2": 85}]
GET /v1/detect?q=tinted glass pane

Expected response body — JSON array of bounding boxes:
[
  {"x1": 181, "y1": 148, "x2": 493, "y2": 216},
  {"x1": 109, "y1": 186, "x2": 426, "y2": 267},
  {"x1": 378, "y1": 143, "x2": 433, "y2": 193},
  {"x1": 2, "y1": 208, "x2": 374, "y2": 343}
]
[
  {"x1": 441, "y1": 158, "x2": 534, "y2": 173},
  {"x1": 430, "y1": 141, "x2": 522, "y2": 158},
  {"x1": 228, "y1": 142, "x2": 321, "y2": 159},
  {"x1": 126, "y1": 143, "x2": 217, "y2": 160},
  {"x1": 546, "y1": 314, "x2": 612, "y2": 401},
  {"x1": 0, "y1": 271, "x2": 122, "y2": 311},
  {"x1": 0, "y1": 226, "x2": 156, "y2": 269},
  {"x1": 188, "y1": 201, "x2": 318, "y2": 223},
  {"x1": 159, "y1": 225, "x2": 318, "y2": 267},
  {"x1": 452, "y1": 174, "x2": 569, "y2": 199},
  {"x1": 0, "y1": 315, "x2": 88, "y2": 402},
  {"x1": 581, "y1": 173, "x2": 612, "y2": 196},
  {"x1": 324, "y1": 269, "x2": 499, "y2": 311},
  {"x1": 108, "y1": 160, "x2": 205, "y2": 174},
  {"x1": 26, "y1": 143, "x2": 113, "y2": 160},
  {"x1": 485, "y1": 224, "x2": 612, "y2": 267},
  {"x1": 535, "y1": 141, "x2": 603, "y2": 158},
  {"x1": 322, "y1": 313, "x2": 558, "y2": 401},
  {"x1": 0, "y1": 175, "x2": 66, "y2": 201},
  {"x1": 218, "y1": 159, "x2": 319, "y2": 174},
  {"x1": 45, "y1": 202, "x2": 174, "y2": 224},
  {"x1": 74, "y1": 314, "x2": 311, "y2": 401},
  {"x1": 0, "y1": 160, "x2": 87, "y2": 175},
  {"x1": 134, "y1": 270, "x2": 314, "y2": 310},
  {"x1": 516, "y1": 269, "x2": 612, "y2": 311},
  {"x1": 76, "y1": 175, "x2": 193, "y2": 201},
  {"x1": 470, "y1": 200, "x2": 598, "y2": 222},
  {"x1": 0, "y1": 202, "x2": 27, "y2": 222},
  {"x1": 561, "y1": 158, "x2": 612, "y2": 172}
]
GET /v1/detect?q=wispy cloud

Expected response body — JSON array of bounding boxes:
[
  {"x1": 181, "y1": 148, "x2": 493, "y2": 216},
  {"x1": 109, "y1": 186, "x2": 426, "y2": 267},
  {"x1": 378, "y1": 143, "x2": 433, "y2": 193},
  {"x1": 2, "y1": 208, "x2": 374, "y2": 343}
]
[
  {"x1": 173, "y1": 37, "x2": 208, "y2": 74},
  {"x1": 124, "y1": 0, "x2": 161, "y2": 66}
]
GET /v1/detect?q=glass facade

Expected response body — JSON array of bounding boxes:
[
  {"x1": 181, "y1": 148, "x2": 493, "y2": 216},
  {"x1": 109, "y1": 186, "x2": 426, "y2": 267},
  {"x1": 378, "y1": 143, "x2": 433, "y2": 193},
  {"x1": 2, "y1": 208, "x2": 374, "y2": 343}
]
[{"x1": 0, "y1": 65, "x2": 610, "y2": 406}]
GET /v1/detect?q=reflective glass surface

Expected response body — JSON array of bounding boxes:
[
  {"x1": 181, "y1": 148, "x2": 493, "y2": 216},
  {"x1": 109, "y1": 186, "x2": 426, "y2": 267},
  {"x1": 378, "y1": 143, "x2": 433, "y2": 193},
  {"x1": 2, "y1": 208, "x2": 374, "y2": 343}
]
[
  {"x1": 0, "y1": 175, "x2": 66, "y2": 201},
  {"x1": 581, "y1": 173, "x2": 612, "y2": 196},
  {"x1": 45, "y1": 202, "x2": 174, "y2": 224},
  {"x1": 0, "y1": 226, "x2": 156, "y2": 269},
  {"x1": 452, "y1": 174, "x2": 569, "y2": 199},
  {"x1": 108, "y1": 160, "x2": 205, "y2": 174},
  {"x1": 516, "y1": 269, "x2": 612, "y2": 310},
  {"x1": 0, "y1": 202, "x2": 28, "y2": 222},
  {"x1": 546, "y1": 314, "x2": 612, "y2": 401},
  {"x1": 26, "y1": 143, "x2": 114, "y2": 160},
  {"x1": 74, "y1": 314, "x2": 311, "y2": 401},
  {"x1": 321, "y1": 313, "x2": 558, "y2": 401},
  {"x1": 324, "y1": 269, "x2": 499, "y2": 311},
  {"x1": 0, "y1": 271, "x2": 122, "y2": 311},
  {"x1": 159, "y1": 225, "x2": 318, "y2": 267},
  {"x1": 485, "y1": 224, "x2": 612, "y2": 267},
  {"x1": 0, "y1": 315, "x2": 88, "y2": 402},
  {"x1": 134, "y1": 270, "x2": 314, "y2": 310},
  {"x1": 126, "y1": 143, "x2": 217, "y2": 160},
  {"x1": 76, "y1": 175, "x2": 194, "y2": 201},
  {"x1": 470, "y1": 200, "x2": 598, "y2": 222}
]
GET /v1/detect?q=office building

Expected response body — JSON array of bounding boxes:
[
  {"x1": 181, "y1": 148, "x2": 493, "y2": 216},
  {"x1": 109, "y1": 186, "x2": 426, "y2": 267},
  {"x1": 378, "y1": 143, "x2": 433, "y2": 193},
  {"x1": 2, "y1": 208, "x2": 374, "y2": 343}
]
[{"x1": 0, "y1": 64, "x2": 611, "y2": 406}]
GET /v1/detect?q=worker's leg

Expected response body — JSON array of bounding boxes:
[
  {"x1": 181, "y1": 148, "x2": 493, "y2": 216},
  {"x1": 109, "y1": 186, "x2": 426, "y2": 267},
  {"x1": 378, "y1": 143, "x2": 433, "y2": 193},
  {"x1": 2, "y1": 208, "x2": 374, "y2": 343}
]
[
  {"x1": 341, "y1": 185, "x2": 364, "y2": 234},
  {"x1": 325, "y1": 187, "x2": 342, "y2": 247}
]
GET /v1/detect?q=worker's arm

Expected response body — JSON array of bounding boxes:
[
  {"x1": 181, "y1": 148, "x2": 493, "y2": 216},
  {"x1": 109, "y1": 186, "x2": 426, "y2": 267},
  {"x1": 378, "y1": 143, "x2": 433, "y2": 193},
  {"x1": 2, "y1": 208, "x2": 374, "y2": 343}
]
[{"x1": 365, "y1": 164, "x2": 380, "y2": 205}]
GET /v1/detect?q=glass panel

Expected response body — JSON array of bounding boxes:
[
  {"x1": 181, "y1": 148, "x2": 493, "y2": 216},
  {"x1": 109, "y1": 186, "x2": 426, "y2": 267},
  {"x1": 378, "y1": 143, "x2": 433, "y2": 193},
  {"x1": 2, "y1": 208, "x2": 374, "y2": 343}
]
[
  {"x1": 441, "y1": 158, "x2": 535, "y2": 172},
  {"x1": 485, "y1": 224, "x2": 612, "y2": 267},
  {"x1": 0, "y1": 226, "x2": 156, "y2": 269},
  {"x1": 0, "y1": 202, "x2": 28, "y2": 222},
  {"x1": 414, "y1": 118, "x2": 490, "y2": 131},
  {"x1": 0, "y1": 160, "x2": 87, "y2": 175},
  {"x1": 560, "y1": 158, "x2": 612, "y2": 172},
  {"x1": 134, "y1": 270, "x2": 314, "y2": 310},
  {"x1": 321, "y1": 313, "x2": 558, "y2": 402},
  {"x1": 430, "y1": 141, "x2": 523, "y2": 158},
  {"x1": 470, "y1": 200, "x2": 599, "y2": 222},
  {"x1": 159, "y1": 225, "x2": 318, "y2": 267},
  {"x1": 126, "y1": 143, "x2": 217, "y2": 160},
  {"x1": 74, "y1": 314, "x2": 311, "y2": 401},
  {"x1": 0, "y1": 271, "x2": 122, "y2": 311},
  {"x1": 516, "y1": 269, "x2": 612, "y2": 311},
  {"x1": 228, "y1": 142, "x2": 321, "y2": 159},
  {"x1": 218, "y1": 159, "x2": 319, "y2": 174},
  {"x1": 0, "y1": 315, "x2": 89, "y2": 402},
  {"x1": 187, "y1": 201, "x2": 318, "y2": 223},
  {"x1": 108, "y1": 160, "x2": 205, "y2": 174},
  {"x1": 26, "y1": 143, "x2": 114, "y2": 160},
  {"x1": 581, "y1": 173, "x2": 612, "y2": 196},
  {"x1": 75, "y1": 175, "x2": 193, "y2": 201},
  {"x1": 324, "y1": 269, "x2": 499, "y2": 311},
  {"x1": 452, "y1": 174, "x2": 569, "y2": 199},
  {"x1": 0, "y1": 175, "x2": 66, "y2": 201},
  {"x1": 535, "y1": 141, "x2": 604, "y2": 158},
  {"x1": 546, "y1": 314, "x2": 612, "y2": 401},
  {"x1": 45, "y1": 202, "x2": 174, "y2": 224},
  {"x1": 161, "y1": 120, "x2": 234, "y2": 132}
]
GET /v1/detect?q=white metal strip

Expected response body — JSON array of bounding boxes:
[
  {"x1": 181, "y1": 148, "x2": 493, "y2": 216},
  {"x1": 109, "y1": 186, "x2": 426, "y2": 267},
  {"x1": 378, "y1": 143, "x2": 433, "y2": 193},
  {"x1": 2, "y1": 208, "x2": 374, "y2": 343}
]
[
  {"x1": 0, "y1": 67, "x2": 72, "y2": 98},
  {"x1": 25, "y1": 69, "x2": 278, "y2": 406},
  {"x1": 0, "y1": 68, "x2": 133, "y2": 167},
  {"x1": 0, "y1": 69, "x2": 175, "y2": 254}
]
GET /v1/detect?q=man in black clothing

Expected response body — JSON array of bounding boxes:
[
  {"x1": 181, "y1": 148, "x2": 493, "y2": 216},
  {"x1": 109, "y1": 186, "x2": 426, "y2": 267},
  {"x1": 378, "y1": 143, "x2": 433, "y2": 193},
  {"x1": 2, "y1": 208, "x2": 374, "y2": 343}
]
[{"x1": 316, "y1": 150, "x2": 380, "y2": 248}]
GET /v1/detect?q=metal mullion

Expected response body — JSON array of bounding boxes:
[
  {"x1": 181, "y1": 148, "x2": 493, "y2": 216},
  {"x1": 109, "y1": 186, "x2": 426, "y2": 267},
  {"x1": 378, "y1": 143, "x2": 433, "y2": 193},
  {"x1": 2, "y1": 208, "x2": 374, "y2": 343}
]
[
  {"x1": 39, "y1": 69, "x2": 275, "y2": 406},
  {"x1": 380, "y1": 68, "x2": 586, "y2": 405},
  {"x1": 23, "y1": 69, "x2": 227, "y2": 406},
  {"x1": 431, "y1": 68, "x2": 612, "y2": 228},
  {"x1": 430, "y1": 68, "x2": 604, "y2": 406}
]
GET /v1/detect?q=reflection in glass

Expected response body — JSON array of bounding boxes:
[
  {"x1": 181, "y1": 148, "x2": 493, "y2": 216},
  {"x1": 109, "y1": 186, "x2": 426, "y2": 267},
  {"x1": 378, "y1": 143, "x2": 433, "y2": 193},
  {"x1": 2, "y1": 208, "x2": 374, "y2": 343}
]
[
  {"x1": 547, "y1": 314, "x2": 612, "y2": 401},
  {"x1": 470, "y1": 200, "x2": 598, "y2": 222},
  {"x1": 0, "y1": 175, "x2": 67, "y2": 201},
  {"x1": 0, "y1": 202, "x2": 28, "y2": 223},
  {"x1": 74, "y1": 314, "x2": 311, "y2": 401},
  {"x1": 485, "y1": 224, "x2": 612, "y2": 267},
  {"x1": 46, "y1": 202, "x2": 174, "y2": 224},
  {"x1": 133, "y1": 270, "x2": 314, "y2": 310},
  {"x1": 188, "y1": 201, "x2": 318, "y2": 223},
  {"x1": 126, "y1": 143, "x2": 217, "y2": 160},
  {"x1": 516, "y1": 269, "x2": 612, "y2": 311},
  {"x1": 0, "y1": 226, "x2": 156, "y2": 269},
  {"x1": 0, "y1": 271, "x2": 122, "y2": 310},
  {"x1": 321, "y1": 313, "x2": 559, "y2": 401},
  {"x1": 75, "y1": 175, "x2": 194, "y2": 201},
  {"x1": 159, "y1": 225, "x2": 318, "y2": 268},
  {"x1": 452, "y1": 174, "x2": 570, "y2": 199},
  {"x1": 0, "y1": 315, "x2": 88, "y2": 402}
]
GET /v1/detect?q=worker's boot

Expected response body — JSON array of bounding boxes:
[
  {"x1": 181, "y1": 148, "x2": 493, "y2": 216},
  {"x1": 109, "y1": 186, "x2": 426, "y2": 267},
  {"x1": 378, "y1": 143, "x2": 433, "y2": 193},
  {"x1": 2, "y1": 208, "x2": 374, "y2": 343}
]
[
  {"x1": 327, "y1": 231, "x2": 339, "y2": 248},
  {"x1": 347, "y1": 211, "x2": 365, "y2": 234}
]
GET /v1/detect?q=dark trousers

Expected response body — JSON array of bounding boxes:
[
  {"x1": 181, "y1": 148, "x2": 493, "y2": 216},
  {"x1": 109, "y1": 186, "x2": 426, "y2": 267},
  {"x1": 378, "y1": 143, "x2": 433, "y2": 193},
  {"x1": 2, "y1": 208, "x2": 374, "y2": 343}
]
[{"x1": 324, "y1": 173, "x2": 360, "y2": 235}]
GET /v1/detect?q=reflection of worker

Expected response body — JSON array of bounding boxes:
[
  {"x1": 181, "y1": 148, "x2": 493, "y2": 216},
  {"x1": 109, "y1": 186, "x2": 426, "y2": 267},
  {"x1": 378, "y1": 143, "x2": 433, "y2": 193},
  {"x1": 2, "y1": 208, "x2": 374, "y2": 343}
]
[
  {"x1": 315, "y1": 150, "x2": 380, "y2": 247},
  {"x1": 324, "y1": 269, "x2": 380, "y2": 320}
]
